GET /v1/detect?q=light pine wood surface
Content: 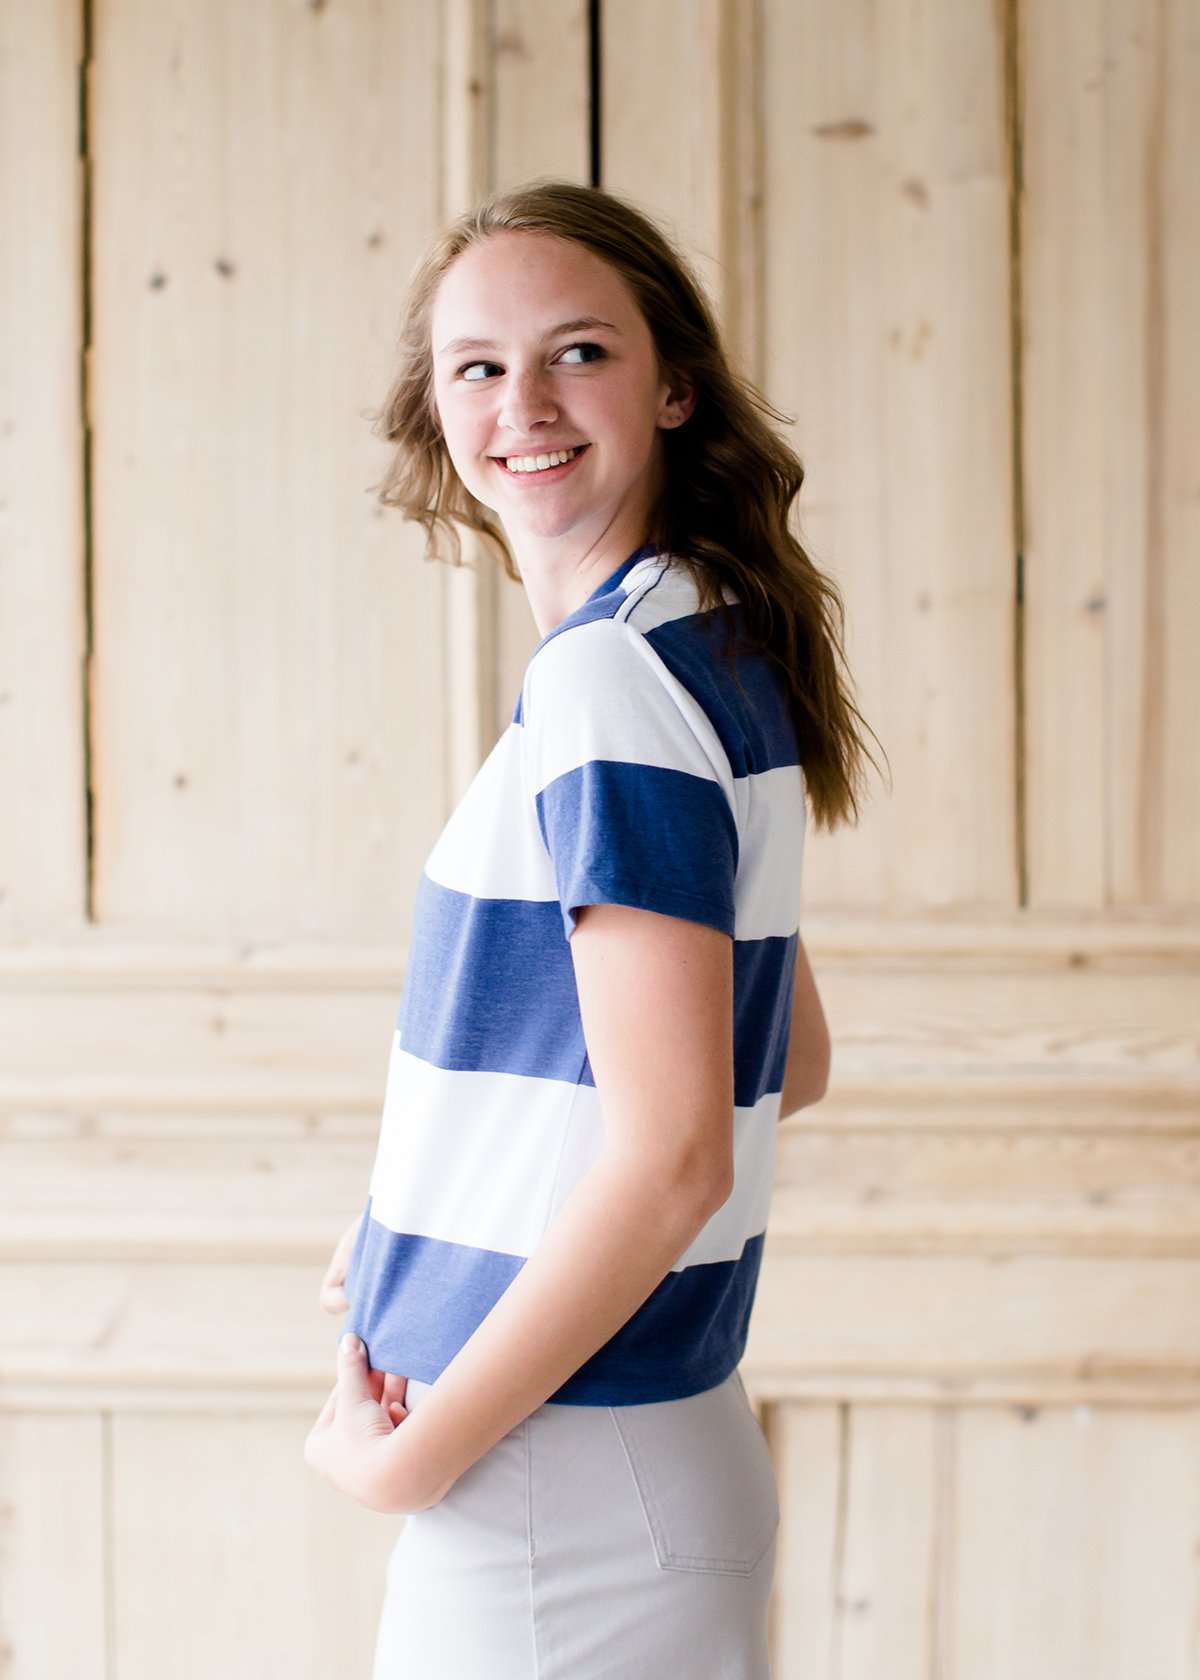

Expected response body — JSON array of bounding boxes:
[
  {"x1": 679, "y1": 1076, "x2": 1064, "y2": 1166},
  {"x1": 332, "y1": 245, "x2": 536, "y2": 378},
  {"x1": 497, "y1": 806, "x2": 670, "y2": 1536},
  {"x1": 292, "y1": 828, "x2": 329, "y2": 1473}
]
[{"x1": 1, "y1": 0, "x2": 1197, "y2": 1675}]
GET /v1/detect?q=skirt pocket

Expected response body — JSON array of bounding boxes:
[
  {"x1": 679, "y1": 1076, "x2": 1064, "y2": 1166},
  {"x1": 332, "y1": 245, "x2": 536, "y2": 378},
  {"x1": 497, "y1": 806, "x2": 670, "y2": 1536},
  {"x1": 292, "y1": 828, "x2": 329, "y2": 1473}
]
[{"x1": 607, "y1": 1370, "x2": 780, "y2": 1575}]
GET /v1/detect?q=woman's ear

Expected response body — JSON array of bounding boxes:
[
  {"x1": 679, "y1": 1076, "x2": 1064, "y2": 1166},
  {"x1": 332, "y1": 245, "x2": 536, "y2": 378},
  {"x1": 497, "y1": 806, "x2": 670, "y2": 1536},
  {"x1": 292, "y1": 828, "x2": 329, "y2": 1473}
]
[{"x1": 660, "y1": 372, "x2": 697, "y2": 427}]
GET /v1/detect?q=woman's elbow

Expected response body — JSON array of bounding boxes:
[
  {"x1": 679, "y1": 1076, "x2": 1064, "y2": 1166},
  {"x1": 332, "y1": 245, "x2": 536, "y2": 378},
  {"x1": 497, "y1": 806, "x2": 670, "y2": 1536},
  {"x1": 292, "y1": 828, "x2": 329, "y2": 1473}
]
[{"x1": 779, "y1": 1052, "x2": 831, "y2": 1118}]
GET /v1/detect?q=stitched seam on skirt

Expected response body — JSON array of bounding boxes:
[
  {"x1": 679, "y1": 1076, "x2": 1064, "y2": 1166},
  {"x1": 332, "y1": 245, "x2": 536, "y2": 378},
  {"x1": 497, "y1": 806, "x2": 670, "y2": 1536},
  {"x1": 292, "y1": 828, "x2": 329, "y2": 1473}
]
[
  {"x1": 612, "y1": 1399, "x2": 766, "y2": 1574},
  {"x1": 525, "y1": 1413, "x2": 542, "y2": 1677},
  {"x1": 608, "y1": 1406, "x2": 666, "y2": 1569}
]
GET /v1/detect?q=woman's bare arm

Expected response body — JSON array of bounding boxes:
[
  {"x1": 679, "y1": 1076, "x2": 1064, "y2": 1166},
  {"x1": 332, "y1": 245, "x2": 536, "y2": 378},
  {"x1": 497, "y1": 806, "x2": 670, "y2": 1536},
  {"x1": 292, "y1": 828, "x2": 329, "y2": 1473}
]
[
  {"x1": 778, "y1": 936, "x2": 831, "y2": 1118},
  {"x1": 372, "y1": 901, "x2": 736, "y2": 1511}
]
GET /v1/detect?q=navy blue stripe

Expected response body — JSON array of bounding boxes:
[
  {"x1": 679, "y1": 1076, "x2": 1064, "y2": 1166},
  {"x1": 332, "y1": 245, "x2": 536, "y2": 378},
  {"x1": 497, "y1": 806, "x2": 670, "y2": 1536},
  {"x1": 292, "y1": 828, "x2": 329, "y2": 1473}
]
[
  {"x1": 734, "y1": 930, "x2": 798, "y2": 1097},
  {"x1": 640, "y1": 602, "x2": 801, "y2": 775},
  {"x1": 536, "y1": 759, "x2": 739, "y2": 939},
  {"x1": 583, "y1": 542, "x2": 660, "y2": 604},
  {"x1": 398, "y1": 873, "x2": 586, "y2": 1085},
  {"x1": 513, "y1": 582, "x2": 801, "y2": 779},
  {"x1": 343, "y1": 1206, "x2": 765, "y2": 1404},
  {"x1": 398, "y1": 873, "x2": 794, "y2": 1109}
]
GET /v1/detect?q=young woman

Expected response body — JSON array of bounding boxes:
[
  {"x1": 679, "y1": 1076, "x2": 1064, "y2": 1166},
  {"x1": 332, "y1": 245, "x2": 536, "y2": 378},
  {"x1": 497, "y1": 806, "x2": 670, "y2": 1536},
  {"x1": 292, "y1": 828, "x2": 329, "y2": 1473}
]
[{"x1": 304, "y1": 178, "x2": 880, "y2": 1679}]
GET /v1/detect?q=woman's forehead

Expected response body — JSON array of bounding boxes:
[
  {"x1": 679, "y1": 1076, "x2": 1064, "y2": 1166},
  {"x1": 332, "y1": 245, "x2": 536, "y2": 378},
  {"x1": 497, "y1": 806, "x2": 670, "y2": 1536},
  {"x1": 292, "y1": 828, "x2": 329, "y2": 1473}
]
[{"x1": 432, "y1": 233, "x2": 634, "y2": 329}]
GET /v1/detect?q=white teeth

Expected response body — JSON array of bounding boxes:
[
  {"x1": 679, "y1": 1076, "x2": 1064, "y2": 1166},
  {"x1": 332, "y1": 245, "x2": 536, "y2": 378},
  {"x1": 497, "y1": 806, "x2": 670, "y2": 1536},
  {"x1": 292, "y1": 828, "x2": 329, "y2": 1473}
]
[{"x1": 502, "y1": 446, "x2": 583, "y2": 474}]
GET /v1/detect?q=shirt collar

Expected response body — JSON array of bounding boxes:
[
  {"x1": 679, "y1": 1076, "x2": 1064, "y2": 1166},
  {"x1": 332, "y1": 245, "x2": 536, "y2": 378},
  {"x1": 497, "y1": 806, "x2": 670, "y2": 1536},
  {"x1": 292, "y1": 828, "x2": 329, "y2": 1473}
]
[{"x1": 583, "y1": 543, "x2": 660, "y2": 604}]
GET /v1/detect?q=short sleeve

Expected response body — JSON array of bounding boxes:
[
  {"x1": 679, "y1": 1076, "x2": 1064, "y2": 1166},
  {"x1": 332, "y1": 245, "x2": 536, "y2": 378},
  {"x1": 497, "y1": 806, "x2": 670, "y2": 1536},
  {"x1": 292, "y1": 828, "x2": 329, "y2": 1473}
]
[{"x1": 520, "y1": 618, "x2": 739, "y2": 941}]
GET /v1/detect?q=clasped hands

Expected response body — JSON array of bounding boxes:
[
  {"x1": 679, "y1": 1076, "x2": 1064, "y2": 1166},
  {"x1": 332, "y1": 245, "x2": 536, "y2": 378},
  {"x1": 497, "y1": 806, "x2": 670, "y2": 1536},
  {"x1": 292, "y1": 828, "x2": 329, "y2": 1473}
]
[
  {"x1": 305, "y1": 1218, "x2": 440, "y2": 1515},
  {"x1": 303, "y1": 1333, "x2": 433, "y2": 1513}
]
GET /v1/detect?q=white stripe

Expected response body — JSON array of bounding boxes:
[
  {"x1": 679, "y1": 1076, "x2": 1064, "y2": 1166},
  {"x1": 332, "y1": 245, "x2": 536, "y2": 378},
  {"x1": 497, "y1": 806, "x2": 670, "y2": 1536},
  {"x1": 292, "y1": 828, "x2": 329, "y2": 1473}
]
[
  {"x1": 367, "y1": 1041, "x2": 570, "y2": 1256},
  {"x1": 734, "y1": 763, "x2": 808, "y2": 939},
  {"x1": 422, "y1": 724, "x2": 557, "y2": 904},
  {"x1": 616, "y1": 554, "x2": 739, "y2": 631},
  {"x1": 523, "y1": 616, "x2": 737, "y2": 815},
  {"x1": 421, "y1": 693, "x2": 804, "y2": 943},
  {"x1": 367, "y1": 1036, "x2": 780, "y2": 1268}
]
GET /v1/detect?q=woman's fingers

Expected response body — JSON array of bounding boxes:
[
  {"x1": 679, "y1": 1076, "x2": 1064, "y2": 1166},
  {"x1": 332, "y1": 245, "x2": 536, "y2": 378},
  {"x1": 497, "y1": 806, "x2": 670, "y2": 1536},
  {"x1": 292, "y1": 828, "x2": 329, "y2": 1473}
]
[
  {"x1": 302, "y1": 1382, "x2": 339, "y2": 1472},
  {"x1": 337, "y1": 1334, "x2": 378, "y2": 1405},
  {"x1": 377, "y1": 1369, "x2": 409, "y2": 1426},
  {"x1": 319, "y1": 1279, "x2": 350, "y2": 1315},
  {"x1": 381, "y1": 1371, "x2": 409, "y2": 1410},
  {"x1": 317, "y1": 1215, "x2": 363, "y2": 1315},
  {"x1": 318, "y1": 1253, "x2": 350, "y2": 1315}
]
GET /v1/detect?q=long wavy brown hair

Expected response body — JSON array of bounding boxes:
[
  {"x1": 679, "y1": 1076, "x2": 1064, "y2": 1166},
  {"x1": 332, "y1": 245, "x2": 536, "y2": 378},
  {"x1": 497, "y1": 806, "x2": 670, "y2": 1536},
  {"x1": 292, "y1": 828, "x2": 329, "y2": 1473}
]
[{"x1": 365, "y1": 178, "x2": 886, "y2": 832}]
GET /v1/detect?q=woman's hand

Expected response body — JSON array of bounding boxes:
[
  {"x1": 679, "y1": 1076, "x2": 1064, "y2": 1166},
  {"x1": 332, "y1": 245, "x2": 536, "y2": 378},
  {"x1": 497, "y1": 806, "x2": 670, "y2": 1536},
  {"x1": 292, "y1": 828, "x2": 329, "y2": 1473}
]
[
  {"x1": 318, "y1": 1214, "x2": 363, "y2": 1315},
  {"x1": 303, "y1": 1333, "x2": 422, "y2": 1513}
]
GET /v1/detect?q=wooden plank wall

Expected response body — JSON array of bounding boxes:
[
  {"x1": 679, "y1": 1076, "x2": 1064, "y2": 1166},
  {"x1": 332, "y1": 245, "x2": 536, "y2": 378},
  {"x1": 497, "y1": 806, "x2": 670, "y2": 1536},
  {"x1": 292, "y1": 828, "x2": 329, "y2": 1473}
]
[{"x1": 1, "y1": 0, "x2": 1197, "y2": 1676}]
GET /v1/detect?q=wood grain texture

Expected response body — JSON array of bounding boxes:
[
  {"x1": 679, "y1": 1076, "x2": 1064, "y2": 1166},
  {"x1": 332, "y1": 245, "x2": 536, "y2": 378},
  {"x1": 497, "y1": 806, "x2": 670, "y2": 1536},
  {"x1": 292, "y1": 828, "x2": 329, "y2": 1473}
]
[
  {"x1": 87, "y1": 0, "x2": 446, "y2": 941},
  {"x1": 1022, "y1": 0, "x2": 1200, "y2": 908},
  {"x1": 0, "y1": 1414, "x2": 105, "y2": 1677},
  {"x1": 760, "y1": 0, "x2": 1017, "y2": 910},
  {"x1": 3, "y1": 0, "x2": 1199, "y2": 1674},
  {"x1": 0, "y1": 0, "x2": 87, "y2": 939},
  {"x1": 110, "y1": 1411, "x2": 398, "y2": 1679}
]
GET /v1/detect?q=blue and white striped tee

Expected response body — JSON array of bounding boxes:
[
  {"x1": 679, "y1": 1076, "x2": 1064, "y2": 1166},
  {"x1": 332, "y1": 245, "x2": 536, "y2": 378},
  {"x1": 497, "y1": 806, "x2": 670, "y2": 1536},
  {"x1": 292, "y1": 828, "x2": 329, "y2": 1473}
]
[{"x1": 341, "y1": 544, "x2": 807, "y2": 1404}]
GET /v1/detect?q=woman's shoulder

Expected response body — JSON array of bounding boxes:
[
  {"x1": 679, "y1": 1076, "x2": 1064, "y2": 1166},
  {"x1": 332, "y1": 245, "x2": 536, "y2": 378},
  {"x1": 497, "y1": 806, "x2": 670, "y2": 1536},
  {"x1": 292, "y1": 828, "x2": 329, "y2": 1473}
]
[
  {"x1": 619, "y1": 552, "x2": 740, "y2": 621},
  {"x1": 520, "y1": 553, "x2": 746, "y2": 739}
]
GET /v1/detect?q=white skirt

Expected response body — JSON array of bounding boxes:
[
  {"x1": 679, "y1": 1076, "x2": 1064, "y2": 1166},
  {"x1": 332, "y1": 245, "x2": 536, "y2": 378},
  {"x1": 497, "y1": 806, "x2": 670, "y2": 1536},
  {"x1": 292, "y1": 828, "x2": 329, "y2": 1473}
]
[{"x1": 371, "y1": 1366, "x2": 780, "y2": 1679}]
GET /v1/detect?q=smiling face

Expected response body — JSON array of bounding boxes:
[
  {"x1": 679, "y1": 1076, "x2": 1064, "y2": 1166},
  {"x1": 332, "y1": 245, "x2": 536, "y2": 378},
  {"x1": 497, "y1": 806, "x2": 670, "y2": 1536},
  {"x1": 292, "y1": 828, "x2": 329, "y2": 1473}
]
[{"x1": 429, "y1": 230, "x2": 692, "y2": 614}]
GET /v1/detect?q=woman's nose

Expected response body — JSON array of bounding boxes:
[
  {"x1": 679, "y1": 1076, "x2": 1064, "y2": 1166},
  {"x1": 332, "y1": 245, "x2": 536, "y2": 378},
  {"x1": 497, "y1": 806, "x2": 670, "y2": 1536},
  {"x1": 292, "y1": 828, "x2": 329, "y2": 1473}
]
[{"x1": 497, "y1": 368, "x2": 559, "y2": 433}]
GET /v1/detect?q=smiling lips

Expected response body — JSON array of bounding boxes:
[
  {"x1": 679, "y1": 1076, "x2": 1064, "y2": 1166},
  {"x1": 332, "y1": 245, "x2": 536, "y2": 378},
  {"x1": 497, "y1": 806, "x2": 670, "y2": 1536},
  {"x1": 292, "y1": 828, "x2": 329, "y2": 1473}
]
[{"x1": 494, "y1": 443, "x2": 591, "y2": 476}]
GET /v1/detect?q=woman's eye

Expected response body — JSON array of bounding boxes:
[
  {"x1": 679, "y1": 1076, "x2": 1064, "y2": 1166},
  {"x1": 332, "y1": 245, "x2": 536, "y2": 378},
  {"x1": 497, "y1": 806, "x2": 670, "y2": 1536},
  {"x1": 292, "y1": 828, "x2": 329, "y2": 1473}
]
[
  {"x1": 558, "y1": 342, "x2": 606, "y2": 365},
  {"x1": 457, "y1": 342, "x2": 606, "y2": 381}
]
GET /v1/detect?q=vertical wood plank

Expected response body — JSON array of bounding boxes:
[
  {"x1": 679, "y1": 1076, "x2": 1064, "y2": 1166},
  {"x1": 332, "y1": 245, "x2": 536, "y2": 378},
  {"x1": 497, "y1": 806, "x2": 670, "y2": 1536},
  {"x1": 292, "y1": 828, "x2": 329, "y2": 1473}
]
[
  {"x1": 952, "y1": 1403, "x2": 1200, "y2": 1679},
  {"x1": 1158, "y1": 0, "x2": 1200, "y2": 903},
  {"x1": 1023, "y1": 0, "x2": 1200, "y2": 909},
  {"x1": 90, "y1": 0, "x2": 446, "y2": 941},
  {"x1": 762, "y1": 0, "x2": 1016, "y2": 909},
  {"x1": 839, "y1": 1405, "x2": 939, "y2": 1680},
  {"x1": 0, "y1": 1415, "x2": 106, "y2": 1679},
  {"x1": 0, "y1": 0, "x2": 87, "y2": 939},
  {"x1": 111, "y1": 1411, "x2": 399, "y2": 1680},
  {"x1": 603, "y1": 0, "x2": 760, "y2": 356},
  {"x1": 770, "y1": 1400, "x2": 842, "y2": 1680}
]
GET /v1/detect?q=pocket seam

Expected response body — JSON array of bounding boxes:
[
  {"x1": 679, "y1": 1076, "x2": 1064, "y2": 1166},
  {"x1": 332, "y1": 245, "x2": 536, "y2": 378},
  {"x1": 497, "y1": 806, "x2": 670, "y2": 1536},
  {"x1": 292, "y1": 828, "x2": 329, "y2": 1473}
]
[{"x1": 607, "y1": 1402, "x2": 777, "y2": 1576}]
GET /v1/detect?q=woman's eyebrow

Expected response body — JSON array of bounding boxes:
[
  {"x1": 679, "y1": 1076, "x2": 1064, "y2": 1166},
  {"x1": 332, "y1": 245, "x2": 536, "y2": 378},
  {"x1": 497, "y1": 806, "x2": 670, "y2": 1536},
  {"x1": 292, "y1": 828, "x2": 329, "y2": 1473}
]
[{"x1": 436, "y1": 317, "x2": 621, "y2": 358}]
